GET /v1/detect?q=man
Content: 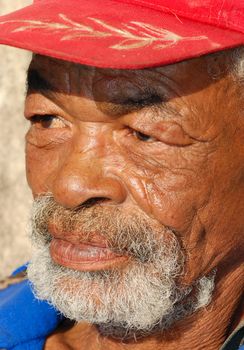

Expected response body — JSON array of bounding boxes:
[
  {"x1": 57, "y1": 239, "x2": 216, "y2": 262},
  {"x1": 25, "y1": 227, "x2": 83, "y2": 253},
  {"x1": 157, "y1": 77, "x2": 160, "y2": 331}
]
[{"x1": 0, "y1": 1, "x2": 243, "y2": 349}]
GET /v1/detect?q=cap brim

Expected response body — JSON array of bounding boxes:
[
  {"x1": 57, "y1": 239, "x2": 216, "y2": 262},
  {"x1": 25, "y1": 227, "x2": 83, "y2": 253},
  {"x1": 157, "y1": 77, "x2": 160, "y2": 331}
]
[{"x1": 0, "y1": 0, "x2": 243, "y2": 69}]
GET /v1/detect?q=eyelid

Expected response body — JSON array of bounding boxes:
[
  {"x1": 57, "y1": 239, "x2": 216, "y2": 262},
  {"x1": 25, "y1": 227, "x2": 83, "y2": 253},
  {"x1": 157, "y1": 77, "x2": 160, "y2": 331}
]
[
  {"x1": 132, "y1": 129, "x2": 158, "y2": 142},
  {"x1": 24, "y1": 93, "x2": 69, "y2": 121},
  {"x1": 29, "y1": 114, "x2": 68, "y2": 125}
]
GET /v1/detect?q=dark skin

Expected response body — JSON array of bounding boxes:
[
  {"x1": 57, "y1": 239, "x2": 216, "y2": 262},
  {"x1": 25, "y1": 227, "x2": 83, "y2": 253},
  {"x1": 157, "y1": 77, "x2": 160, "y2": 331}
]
[{"x1": 24, "y1": 51, "x2": 244, "y2": 349}]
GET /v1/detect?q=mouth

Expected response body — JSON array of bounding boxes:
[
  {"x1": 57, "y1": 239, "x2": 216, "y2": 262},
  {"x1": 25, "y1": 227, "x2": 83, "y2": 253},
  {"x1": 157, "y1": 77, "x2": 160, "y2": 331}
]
[{"x1": 50, "y1": 238, "x2": 129, "y2": 272}]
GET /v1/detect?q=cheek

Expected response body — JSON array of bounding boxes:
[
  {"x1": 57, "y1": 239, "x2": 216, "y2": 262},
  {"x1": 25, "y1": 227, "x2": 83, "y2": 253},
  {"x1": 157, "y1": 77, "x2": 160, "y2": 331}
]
[
  {"x1": 26, "y1": 144, "x2": 60, "y2": 195},
  {"x1": 121, "y1": 147, "x2": 213, "y2": 231},
  {"x1": 125, "y1": 168, "x2": 197, "y2": 231}
]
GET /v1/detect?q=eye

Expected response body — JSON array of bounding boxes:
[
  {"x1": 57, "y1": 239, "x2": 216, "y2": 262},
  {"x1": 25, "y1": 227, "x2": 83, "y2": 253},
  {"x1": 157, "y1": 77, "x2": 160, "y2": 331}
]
[
  {"x1": 30, "y1": 114, "x2": 66, "y2": 129},
  {"x1": 132, "y1": 130, "x2": 156, "y2": 142}
]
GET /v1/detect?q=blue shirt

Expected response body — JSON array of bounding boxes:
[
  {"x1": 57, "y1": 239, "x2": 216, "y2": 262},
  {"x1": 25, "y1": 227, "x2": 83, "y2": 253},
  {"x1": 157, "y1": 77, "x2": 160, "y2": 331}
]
[
  {"x1": 0, "y1": 265, "x2": 63, "y2": 349},
  {"x1": 0, "y1": 265, "x2": 243, "y2": 350}
]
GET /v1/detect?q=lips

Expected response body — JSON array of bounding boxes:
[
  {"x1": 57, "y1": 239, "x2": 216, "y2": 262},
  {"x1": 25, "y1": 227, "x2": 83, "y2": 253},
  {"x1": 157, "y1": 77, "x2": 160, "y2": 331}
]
[{"x1": 49, "y1": 237, "x2": 129, "y2": 272}]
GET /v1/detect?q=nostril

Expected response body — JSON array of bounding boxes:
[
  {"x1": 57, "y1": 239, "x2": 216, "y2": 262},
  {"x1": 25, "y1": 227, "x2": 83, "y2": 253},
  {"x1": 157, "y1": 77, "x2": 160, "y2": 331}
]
[{"x1": 78, "y1": 197, "x2": 109, "y2": 209}]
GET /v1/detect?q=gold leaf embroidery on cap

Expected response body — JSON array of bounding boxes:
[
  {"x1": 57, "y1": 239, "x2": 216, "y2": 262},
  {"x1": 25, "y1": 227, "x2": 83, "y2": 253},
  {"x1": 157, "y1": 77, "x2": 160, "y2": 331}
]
[{"x1": 0, "y1": 14, "x2": 210, "y2": 50}]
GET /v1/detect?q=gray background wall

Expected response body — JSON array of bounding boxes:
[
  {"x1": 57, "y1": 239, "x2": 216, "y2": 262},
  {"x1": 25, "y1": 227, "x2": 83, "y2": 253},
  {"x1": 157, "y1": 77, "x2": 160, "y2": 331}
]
[{"x1": 0, "y1": 1, "x2": 32, "y2": 278}]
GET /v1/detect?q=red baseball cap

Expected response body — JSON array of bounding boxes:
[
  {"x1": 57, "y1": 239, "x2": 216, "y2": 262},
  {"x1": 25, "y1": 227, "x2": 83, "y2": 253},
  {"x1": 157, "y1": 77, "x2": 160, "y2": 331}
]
[{"x1": 0, "y1": 0, "x2": 243, "y2": 69}]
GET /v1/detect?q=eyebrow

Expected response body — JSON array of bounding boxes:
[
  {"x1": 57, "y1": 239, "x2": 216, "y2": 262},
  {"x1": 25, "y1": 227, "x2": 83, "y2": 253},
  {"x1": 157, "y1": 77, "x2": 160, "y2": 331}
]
[
  {"x1": 26, "y1": 68, "x2": 57, "y2": 96},
  {"x1": 97, "y1": 91, "x2": 180, "y2": 119}
]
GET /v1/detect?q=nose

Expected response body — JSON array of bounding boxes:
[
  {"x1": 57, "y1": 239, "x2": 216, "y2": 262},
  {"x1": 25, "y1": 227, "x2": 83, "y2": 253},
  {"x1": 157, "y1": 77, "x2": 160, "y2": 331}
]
[{"x1": 51, "y1": 154, "x2": 127, "y2": 209}]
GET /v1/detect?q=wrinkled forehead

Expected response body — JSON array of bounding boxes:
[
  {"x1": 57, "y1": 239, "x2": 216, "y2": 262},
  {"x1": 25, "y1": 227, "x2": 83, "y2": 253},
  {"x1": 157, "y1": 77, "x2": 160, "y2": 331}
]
[{"x1": 26, "y1": 51, "x2": 231, "y2": 100}]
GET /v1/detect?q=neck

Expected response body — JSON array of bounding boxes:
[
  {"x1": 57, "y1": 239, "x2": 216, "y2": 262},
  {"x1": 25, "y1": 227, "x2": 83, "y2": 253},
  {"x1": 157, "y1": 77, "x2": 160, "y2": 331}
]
[{"x1": 45, "y1": 263, "x2": 243, "y2": 350}]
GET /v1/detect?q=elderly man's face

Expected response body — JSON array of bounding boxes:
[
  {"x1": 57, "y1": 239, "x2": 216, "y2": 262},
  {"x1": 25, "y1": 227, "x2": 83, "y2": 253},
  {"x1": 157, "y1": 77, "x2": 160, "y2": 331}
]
[{"x1": 24, "y1": 52, "x2": 243, "y2": 335}]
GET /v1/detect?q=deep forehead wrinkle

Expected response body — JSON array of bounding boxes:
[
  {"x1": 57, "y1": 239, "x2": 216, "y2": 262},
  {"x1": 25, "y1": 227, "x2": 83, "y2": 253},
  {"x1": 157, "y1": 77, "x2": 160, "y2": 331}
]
[
  {"x1": 27, "y1": 54, "x2": 177, "y2": 98},
  {"x1": 26, "y1": 55, "x2": 187, "y2": 120},
  {"x1": 26, "y1": 66, "x2": 182, "y2": 119},
  {"x1": 93, "y1": 66, "x2": 177, "y2": 94}
]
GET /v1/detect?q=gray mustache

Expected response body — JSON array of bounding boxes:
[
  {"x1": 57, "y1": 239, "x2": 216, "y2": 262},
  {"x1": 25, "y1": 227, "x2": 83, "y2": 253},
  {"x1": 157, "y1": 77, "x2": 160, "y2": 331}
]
[{"x1": 30, "y1": 195, "x2": 179, "y2": 263}]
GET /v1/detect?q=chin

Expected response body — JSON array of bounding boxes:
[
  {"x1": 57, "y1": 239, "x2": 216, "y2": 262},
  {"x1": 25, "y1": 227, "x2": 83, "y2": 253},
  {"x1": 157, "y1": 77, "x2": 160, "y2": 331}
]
[{"x1": 27, "y1": 244, "x2": 216, "y2": 339}]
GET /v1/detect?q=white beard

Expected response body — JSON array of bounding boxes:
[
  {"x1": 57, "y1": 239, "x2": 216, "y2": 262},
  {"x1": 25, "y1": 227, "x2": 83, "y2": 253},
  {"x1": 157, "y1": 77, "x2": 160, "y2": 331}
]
[{"x1": 27, "y1": 196, "x2": 215, "y2": 338}]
